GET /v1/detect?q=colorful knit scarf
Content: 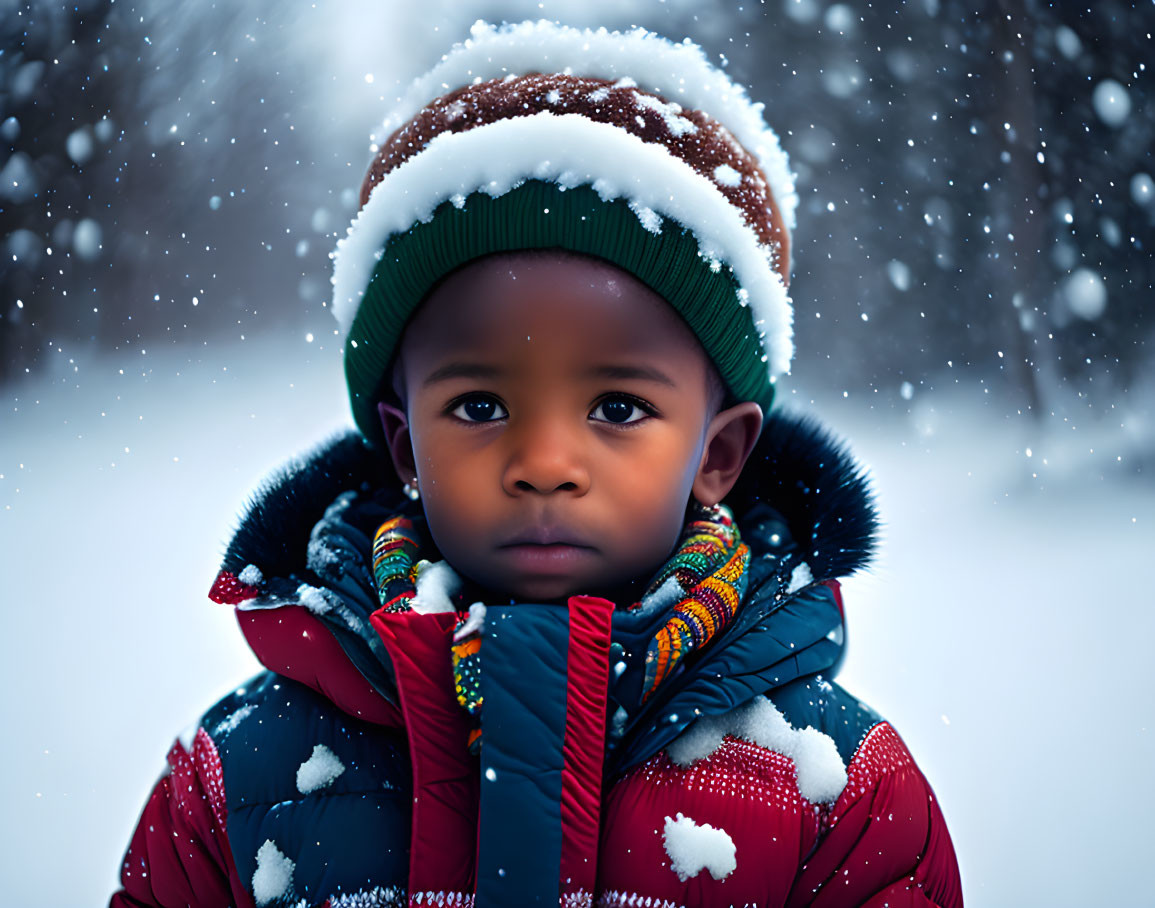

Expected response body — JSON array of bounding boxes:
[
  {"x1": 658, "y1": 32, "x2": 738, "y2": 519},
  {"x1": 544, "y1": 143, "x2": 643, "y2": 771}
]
[
  {"x1": 634, "y1": 505, "x2": 750, "y2": 699},
  {"x1": 370, "y1": 504, "x2": 750, "y2": 747}
]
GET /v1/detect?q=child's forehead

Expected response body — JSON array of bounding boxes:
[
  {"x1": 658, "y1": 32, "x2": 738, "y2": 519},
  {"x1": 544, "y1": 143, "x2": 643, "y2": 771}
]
[{"x1": 401, "y1": 251, "x2": 705, "y2": 361}]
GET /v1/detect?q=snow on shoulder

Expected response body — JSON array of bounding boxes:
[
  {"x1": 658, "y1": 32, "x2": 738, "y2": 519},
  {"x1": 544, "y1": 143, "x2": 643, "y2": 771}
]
[
  {"x1": 238, "y1": 563, "x2": 263, "y2": 586},
  {"x1": 666, "y1": 696, "x2": 847, "y2": 805},
  {"x1": 662, "y1": 812, "x2": 737, "y2": 882},
  {"x1": 380, "y1": 20, "x2": 797, "y2": 230},
  {"x1": 786, "y1": 561, "x2": 814, "y2": 594}
]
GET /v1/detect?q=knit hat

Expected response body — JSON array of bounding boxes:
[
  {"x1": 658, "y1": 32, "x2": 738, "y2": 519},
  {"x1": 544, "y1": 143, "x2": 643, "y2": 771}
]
[{"x1": 331, "y1": 20, "x2": 797, "y2": 446}]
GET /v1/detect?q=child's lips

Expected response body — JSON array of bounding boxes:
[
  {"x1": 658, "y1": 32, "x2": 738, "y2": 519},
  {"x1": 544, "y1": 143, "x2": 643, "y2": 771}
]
[
  {"x1": 497, "y1": 541, "x2": 598, "y2": 573},
  {"x1": 497, "y1": 524, "x2": 598, "y2": 572}
]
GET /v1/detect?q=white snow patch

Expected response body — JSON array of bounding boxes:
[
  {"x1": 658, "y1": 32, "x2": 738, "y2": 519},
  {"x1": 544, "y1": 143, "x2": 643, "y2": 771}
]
[
  {"x1": 252, "y1": 839, "x2": 295, "y2": 905},
  {"x1": 635, "y1": 573, "x2": 684, "y2": 616},
  {"x1": 662, "y1": 812, "x2": 736, "y2": 882},
  {"x1": 786, "y1": 561, "x2": 813, "y2": 594},
  {"x1": 306, "y1": 538, "x2": 340, "y2": 573},
  {"x1": 713, "y1": 163, "x2": 743, "y2": 187},
  {"x1": 443, "y1": 99, "x2": 467, "y2": 122},
  {"x1": 453, "y1": 602, "x2": 487, "y2": 641},
  {"x1": 665, "y1": 716, "x2": 727, "y2": 767},
  {"x1": 628, "y1": 199, "x2": 663, "y2": 234},
  {"x1": 545, "y1": 88, "x2": 561, "y2": 105},
  {"x1": 333, "y1": 112, "x2": 794, "y2": 381},
  {"x1": 376, "y1": 20, "x2": 796, "y2": 229},
  {"x1": 296, "y1": 582, "x2": 332, "y2": 615},
  {"x1": 666, "y1": 697, "x2": 847, "y2": 805},
  {"x1": 212, "y1": 703, "x2": 254, "y2": 738},
  {"x1": 587, "y1": 86, "x2": 610, "y2": 103},
  {"x1": 633, "y1": 91, "x2": 698, "y2": 137},
  {"x1": 293, "y1": 581, "x2": 363, "y2": 633},
  {"x1": 296, "y1": 743, "x2": 346, "y2": 794},
  {"x1": 410, "y1": 559, "x2": 460, "y2": 614},
  {"x1": 238, "y1": 564, "x2": 264, "y2": 586}
]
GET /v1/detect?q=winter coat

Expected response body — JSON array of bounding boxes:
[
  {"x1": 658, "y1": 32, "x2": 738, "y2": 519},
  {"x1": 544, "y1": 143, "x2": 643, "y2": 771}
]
[{"x1": 110, "y1": 412, "x2": 962, "y2": 908}]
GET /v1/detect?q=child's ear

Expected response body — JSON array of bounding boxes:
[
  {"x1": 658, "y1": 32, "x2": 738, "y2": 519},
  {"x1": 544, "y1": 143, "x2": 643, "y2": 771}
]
[
  {"x1": 377, "y1": 401, "x2": 418, "y2": 487},
  {"x1": 691, "y1": 401, "x2": 763, "y2": 506}
]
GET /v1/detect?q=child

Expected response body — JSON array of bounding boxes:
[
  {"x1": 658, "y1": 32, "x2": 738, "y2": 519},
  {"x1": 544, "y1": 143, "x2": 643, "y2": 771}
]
[{"x1": 112, "y1": 20, "x2": 962, "y2": 908}]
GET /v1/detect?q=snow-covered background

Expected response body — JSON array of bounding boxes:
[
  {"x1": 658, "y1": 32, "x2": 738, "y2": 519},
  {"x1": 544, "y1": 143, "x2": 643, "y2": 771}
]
[{"x1": 2, "y1": 1, "x2": 1153, "y2": 905}]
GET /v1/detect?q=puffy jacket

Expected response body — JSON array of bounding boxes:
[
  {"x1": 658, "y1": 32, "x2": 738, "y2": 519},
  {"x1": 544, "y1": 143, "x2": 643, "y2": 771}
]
[{"x1": 111, "y1": 412, "x2": 962, "y2": 908}]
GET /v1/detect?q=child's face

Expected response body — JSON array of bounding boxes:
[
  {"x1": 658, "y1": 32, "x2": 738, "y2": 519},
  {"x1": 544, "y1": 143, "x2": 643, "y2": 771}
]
[{"x1": 379, "y1": 251, "x2": 761, "y2": 604}]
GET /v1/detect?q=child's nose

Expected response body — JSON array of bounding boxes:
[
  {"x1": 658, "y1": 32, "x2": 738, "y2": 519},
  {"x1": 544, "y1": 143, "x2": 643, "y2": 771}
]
[{"x1": 501, "y1": 416, "x2": 591, "y2": 496}]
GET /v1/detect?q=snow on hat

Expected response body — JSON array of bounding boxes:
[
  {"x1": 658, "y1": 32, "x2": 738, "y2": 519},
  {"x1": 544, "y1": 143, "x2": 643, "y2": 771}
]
[{"x1": 331, "y1": 19, "x2": 797, "y2": 446}]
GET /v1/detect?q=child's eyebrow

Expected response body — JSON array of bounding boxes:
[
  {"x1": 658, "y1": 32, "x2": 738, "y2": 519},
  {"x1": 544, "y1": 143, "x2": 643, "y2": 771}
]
[
  {"x1": 421, "y1": 362, "x2": 678, "y2": 388},
  {"x1": 584, "y1": 364, "x2": 678, "y2": 388},
  {"x1": 423, "y1": 362, "x2": 504, "y2": 386}
]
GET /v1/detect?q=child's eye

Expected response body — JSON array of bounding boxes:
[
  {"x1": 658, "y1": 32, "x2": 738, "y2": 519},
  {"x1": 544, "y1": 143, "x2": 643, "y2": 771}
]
[
  {"x1": 590, "y1": 395, "x2": 652, "y2": 425},
  {"x1": 450, "y1": 395, "x2": 508, "y2": 423}
]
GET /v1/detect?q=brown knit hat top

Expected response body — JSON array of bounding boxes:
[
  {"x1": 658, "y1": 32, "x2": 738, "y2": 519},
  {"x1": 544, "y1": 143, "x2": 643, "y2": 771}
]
[{"x1": 361, "y1": 73, "x2": 791, "y2": 282}]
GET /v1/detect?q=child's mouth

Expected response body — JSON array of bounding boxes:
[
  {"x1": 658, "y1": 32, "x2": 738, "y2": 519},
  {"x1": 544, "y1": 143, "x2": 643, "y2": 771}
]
[{"x1": 498, "y1": 542, "x2": 597, "y2": 572}]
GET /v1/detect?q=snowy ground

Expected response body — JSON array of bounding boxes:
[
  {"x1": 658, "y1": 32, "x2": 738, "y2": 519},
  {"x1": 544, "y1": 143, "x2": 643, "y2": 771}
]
[{"x1": 1, "y1": 332, "x2": 1151, "y2": 907}]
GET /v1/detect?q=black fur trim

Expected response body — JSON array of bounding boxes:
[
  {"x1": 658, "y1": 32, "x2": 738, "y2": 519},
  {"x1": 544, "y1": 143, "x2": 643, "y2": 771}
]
[
  {"x1": 220, "y1": 431, "x2": 390, "y2": 578},
  {"x1": 220, "y1": 411, "x2": 878, "y2": 582},
  {"x1": 730, "y1": 409, "x2": 878, "y2": 579}
]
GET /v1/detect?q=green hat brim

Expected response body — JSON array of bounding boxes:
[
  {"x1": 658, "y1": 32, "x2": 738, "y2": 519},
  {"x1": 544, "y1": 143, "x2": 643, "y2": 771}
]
[{"x1": 344, "y1": 180, "x2": 774, "y2": 446}]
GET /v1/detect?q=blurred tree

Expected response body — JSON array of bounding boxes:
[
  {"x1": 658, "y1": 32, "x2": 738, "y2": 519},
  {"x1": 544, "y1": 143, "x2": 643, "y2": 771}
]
[
  {"x1": 726, "y1": 0, "x2": 1151, "y2": 415},
  {"x1": 1, "y1": 0, "x2": 321, "y2": 382},
  {"x1": 1, "y1": 0, "x2": 128, "y2": 378}
]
